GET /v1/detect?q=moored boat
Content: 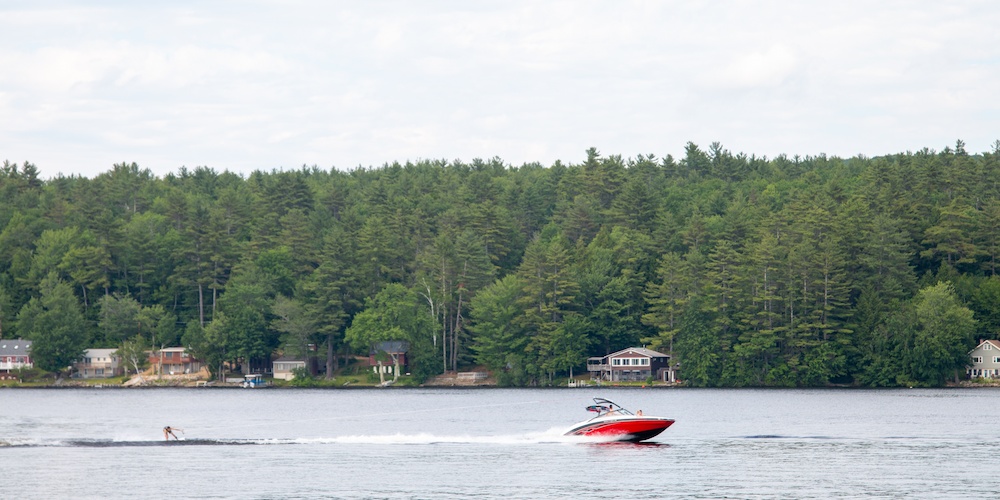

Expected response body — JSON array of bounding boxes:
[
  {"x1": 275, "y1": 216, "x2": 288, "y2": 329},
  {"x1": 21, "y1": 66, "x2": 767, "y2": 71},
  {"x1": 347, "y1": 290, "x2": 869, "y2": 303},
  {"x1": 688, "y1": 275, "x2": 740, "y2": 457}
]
[
  {"x1": 241, "y1": 373, "x2": 268, "y2": 388},
  {"x1": 564, "y1": 398, "x2": 674, "y2": 442}
]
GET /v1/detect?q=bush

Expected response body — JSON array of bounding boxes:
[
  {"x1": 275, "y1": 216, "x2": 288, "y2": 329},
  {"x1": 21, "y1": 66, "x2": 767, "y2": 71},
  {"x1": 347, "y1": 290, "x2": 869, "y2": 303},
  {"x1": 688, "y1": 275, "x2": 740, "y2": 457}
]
[
  {"x1": 17, "y1": 367, "x2": 46, "y2": 382},
  {"x1": 286, "y1": 366, "x2": 317, "y2": 387}
]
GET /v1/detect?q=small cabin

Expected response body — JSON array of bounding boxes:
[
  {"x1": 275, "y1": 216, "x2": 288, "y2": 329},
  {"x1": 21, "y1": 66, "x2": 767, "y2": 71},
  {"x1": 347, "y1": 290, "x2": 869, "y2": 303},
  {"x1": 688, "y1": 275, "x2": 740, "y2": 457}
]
[
  {"x1": 272, "y1": 356, "x2": 307, "y2": 381},
  {"x1": 368, "y1": 341, "x2": 409, "y2": 370}
]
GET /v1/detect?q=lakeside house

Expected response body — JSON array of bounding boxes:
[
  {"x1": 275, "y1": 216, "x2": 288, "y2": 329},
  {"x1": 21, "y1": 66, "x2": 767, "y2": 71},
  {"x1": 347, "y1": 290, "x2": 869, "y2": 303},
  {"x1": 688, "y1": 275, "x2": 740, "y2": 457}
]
[
  {"x1": 369, "y1": 341, "x2": 410, "y2": 375},
  {"x1": 73, "y1": 348, "x2": 122, "y2": 379},
  {"x1": 0, "y1": 339, "x2": 32, "y2": 379},
  {"x1": 272, "y1": 356, "x2": 307, "y2": 380},
  {"x1": 148, "y1": 347, "x2": 202, "y2": 375},
  {"x1": 967, "y1": 339, "x2": 1000, "y2": 379},
  {"x1": 587, "y1": 347, "x2": 674, "y2": 382}
]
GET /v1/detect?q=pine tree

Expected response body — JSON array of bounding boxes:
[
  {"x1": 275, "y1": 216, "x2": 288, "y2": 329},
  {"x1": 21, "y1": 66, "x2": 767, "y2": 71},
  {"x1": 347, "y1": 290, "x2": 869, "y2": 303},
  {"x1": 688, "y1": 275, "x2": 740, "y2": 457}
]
[{"x1": 16, "y1": 273, "x2": 88, "y2": 373}]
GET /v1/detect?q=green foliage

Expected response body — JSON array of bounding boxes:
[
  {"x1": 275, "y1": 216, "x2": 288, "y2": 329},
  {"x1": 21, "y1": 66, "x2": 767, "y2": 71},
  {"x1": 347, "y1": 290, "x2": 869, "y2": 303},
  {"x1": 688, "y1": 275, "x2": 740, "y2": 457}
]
[
  {"x1": 183, "y1": 317, "x2": 227, "y2": 379},
  {"x1": 115, "y1": 335, "x2": 149, "y2": 375},
  {"x1": 469, "y1": 275, "x2": 527, "y2": 376},
  {"x1": 97, "y1": 293, "x2": 143, "y2": 344},
  {"x1": 271, "y1": 295, "x2": 316, "y2": 360},
  {"x1": 285, "y1": 366, "x2": 322, "y2": 387},
  {"x1": 674, "y1": 300, "x2": 719, "y2": 387},
  {"x1": 216, "y1": 267, "x2": 275, "y2": 366},
  {"x1": 345, "y1": 283, "x2": 438, "y2": 381},
  {"x1": 4, "y1": 142, "x2": 1000, "y2": 387},
  {"x1": 908, "y1": 282, "x2": 977, "y2": 385},
  {"x1": 16, "y1": 273, "x2": 88, "y2": 373}
]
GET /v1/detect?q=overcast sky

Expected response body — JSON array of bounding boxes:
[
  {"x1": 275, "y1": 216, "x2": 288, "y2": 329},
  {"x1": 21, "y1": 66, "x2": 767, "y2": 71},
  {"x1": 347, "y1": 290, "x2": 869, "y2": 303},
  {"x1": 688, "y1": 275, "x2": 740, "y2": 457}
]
[{"x1": 2, "y1": 1, "x2": 999, "y2": 179}]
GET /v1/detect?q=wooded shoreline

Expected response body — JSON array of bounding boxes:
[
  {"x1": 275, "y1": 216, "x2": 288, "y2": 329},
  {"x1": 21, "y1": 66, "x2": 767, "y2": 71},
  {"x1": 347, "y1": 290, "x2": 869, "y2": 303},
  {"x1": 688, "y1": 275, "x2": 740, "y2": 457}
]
[{"x1": 3, "y1": 142, "x2": 1000, "y2": 388}]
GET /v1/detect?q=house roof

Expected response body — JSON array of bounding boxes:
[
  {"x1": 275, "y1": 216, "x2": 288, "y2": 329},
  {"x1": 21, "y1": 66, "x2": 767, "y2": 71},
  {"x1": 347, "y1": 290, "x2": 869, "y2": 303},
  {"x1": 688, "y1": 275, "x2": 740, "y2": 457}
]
[
  {"x1": 85, "y1": 348, "x2": 117, "y2": 358},
  {"x1": 969, "y1": 339, "x2": 1000, "y2": 355},
  {"x1": 370, "y1": 341, "x2": 410, "y2": 355},
  {"x1": 0, "y1": 339, "x2": 32, "y2": 356},
  {"x1": 273, "y1": 356, "x2": 307, "y2": 363},
  {"x1": 157, "y1": 347, "x2": 187, "y2": 353},
  {"x1": 606, "y1": 347, "x2": 669, "y2": 359}
]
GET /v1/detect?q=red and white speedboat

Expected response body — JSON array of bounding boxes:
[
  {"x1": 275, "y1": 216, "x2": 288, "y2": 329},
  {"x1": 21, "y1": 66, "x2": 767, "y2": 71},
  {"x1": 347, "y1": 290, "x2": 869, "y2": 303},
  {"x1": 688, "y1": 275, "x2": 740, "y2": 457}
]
[{"x1": 564, "y1": 398, "x2": 674, "y2": 442}]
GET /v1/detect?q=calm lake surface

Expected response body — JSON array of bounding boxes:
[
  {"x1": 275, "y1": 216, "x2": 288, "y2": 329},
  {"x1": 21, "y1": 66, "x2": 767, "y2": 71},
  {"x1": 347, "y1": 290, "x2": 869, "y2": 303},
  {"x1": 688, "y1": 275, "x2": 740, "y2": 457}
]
[{"x1": 2, "y1": 387, "x2": 998, "y2": 499}]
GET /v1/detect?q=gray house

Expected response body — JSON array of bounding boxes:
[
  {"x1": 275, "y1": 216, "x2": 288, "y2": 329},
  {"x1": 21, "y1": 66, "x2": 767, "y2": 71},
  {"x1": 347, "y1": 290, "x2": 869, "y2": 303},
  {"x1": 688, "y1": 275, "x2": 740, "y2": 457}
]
[
  {"x1": 967, "y1": 339, "x2": 1000, "y2": 379},
  {"x1": 587, "y1": 347, "x2": 673, "y2": 382}
]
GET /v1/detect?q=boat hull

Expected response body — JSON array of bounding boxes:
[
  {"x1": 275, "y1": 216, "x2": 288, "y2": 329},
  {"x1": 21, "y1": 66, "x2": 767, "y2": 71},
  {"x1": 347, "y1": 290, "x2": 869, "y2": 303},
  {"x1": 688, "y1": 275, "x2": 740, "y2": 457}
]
[{"x1": 565, "y1": 417, "x2": 674, "y2": 442}]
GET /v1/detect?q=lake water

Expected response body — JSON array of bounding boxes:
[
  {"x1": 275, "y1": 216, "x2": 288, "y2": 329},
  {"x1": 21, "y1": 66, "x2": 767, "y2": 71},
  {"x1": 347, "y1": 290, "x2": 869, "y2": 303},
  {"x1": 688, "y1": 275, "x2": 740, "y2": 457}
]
[{"x1": 1, "y1": 387, "x2": 998, "y2": 499}]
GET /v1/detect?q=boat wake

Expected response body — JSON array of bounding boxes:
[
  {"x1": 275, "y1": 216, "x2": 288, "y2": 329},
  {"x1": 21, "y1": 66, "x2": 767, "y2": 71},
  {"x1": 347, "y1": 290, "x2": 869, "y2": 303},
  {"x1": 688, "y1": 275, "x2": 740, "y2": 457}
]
[
  {"x1": 0, "y1": 438, "x2": 268, "y2": 448},
  {"x1": 1, "y1": 429, "x2": 627, "y2": 448},
  {"x1": 742, "y1": 435, "x2": 839, "y2": 440},
  {"x1": 290, "y1": 429, "x2": 612, "y2": 445}
]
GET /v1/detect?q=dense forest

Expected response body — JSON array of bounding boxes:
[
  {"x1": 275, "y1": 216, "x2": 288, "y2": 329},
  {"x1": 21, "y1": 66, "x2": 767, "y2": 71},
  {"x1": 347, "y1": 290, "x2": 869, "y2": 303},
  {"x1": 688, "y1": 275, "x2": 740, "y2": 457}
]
[{"x1": 2, "y1": 140, "x2": 1000, "y2": 387}]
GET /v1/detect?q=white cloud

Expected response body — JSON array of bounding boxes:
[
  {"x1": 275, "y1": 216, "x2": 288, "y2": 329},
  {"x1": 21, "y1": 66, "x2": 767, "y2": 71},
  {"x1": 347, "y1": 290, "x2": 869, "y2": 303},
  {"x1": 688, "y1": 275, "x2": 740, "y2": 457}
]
[
  {"x1": 707, "y1": 45, "x2": 798, "y2": 89},
  {"x1": 0, "y1": 1, "x2": 998, "y2": 178}
]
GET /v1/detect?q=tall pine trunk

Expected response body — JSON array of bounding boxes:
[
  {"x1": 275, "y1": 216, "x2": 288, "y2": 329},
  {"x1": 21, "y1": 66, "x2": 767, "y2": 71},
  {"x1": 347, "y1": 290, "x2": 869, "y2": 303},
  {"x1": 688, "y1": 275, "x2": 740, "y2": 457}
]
[
  {"x1": 198, "y1": 283, "x2": 205, "y2": 327},
  {"x1": 326, "y1": 335, "x2": 335, "y2": 379}
]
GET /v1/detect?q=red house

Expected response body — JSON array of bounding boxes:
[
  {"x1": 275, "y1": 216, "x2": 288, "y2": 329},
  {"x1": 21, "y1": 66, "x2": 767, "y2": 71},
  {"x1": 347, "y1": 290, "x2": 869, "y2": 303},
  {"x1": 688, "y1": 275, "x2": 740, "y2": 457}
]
[
  {"x1": 369, "y1": 341, "x2": 409, "y2": 366},
  {"x1": 148, "y1": 347, "x2": 203, "y2": 375},
  {"x1": 0, "y1": 339, "x2": 33, "y2": 379}
]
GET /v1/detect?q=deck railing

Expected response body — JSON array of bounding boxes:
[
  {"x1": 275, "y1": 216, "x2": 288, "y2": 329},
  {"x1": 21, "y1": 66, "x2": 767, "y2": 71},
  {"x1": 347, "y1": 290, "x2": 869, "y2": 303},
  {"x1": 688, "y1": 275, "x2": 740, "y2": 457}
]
[{"x1": 0, "y1": 362, "x2": 32, "y2": 370}]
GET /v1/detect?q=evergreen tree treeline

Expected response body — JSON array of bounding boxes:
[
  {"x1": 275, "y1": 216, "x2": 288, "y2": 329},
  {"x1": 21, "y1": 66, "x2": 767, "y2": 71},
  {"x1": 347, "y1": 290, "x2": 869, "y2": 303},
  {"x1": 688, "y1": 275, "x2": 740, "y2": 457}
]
[{"x1": 2, "y1": 140, "x2": 998, "y2": 386}]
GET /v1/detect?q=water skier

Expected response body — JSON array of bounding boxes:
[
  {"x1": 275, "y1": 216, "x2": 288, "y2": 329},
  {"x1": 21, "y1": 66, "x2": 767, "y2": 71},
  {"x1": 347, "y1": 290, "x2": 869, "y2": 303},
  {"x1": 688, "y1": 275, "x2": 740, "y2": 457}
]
[{"x1": 163, "y1": 426, "x2": 183, "y2": 440}]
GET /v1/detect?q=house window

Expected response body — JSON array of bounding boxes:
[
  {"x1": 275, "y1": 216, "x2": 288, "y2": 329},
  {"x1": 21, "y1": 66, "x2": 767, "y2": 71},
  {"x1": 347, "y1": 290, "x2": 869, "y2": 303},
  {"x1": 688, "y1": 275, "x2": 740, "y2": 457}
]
[
  {"x1": 985, "y1": 343, "x2": 993, "y2": 350},
  {"x1": 641, "y1": 358, "x2": 650, "y2": 366},
  {"x1": 973, "y1": 357, "x2": 983, "y2": 363},
  {"x1": 994, "y1": 357, "x2": 1000, "y2": 363}
]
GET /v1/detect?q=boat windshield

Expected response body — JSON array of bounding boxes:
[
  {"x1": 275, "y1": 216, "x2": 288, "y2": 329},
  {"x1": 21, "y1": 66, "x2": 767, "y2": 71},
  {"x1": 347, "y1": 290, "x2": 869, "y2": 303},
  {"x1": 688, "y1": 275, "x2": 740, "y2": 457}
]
[{"x1": 588, "y1": 398, "x2": 634, "y2": 416}]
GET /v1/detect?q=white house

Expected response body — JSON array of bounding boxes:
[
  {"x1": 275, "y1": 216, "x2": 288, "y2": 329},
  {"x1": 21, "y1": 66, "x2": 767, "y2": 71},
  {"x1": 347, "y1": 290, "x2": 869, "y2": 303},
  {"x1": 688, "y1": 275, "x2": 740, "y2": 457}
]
[
  {"x1": 272, "y1": 356, "x2": 307, "y2": 380},
  {"x1": 967, "y1": 339, "x2": 1000, "y2": 379},
  {"x1": 73, "y1": 348, "x2": 122, "y2": 378}
]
